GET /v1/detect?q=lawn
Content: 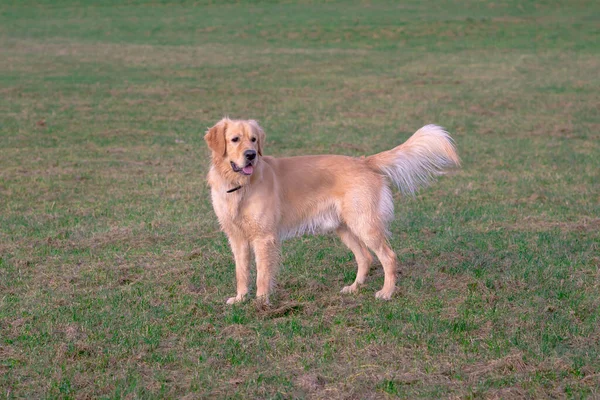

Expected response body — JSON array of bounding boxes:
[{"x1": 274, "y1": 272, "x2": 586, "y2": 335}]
[{"x1": 1, "y1": 0, "x2": 599, "y2": 398}]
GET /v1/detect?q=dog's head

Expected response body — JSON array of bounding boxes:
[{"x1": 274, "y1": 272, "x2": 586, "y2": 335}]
[{"x1": 205, "y1": 118, "x2": 266, "y2": 182}]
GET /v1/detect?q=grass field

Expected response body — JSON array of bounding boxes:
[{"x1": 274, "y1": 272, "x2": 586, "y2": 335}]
[{"x1": 1, "y1": 0, "x2": 599, "y2": 398}]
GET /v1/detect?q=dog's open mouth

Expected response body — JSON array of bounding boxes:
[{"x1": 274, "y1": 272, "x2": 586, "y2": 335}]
[{"x1": 231, "y1": 161, "x2": 254, "y2": 175}]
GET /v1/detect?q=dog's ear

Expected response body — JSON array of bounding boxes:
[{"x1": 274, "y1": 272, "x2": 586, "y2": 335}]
[
  {"x1": 204, "y1": 119, "x2": 228, "y2": 156},
  {"x1": 249, "y1": 120, "x2": 266, "y2": 156}
]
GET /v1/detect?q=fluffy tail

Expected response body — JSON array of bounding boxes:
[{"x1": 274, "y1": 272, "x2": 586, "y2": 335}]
[{"x1": 366, "y1": 125, "x2": 460, "y2": 196}]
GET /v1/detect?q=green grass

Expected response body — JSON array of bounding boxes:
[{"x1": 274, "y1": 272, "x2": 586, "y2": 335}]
[{"x1": 1, "y1": 0, "x2": 599, "y2": 398}]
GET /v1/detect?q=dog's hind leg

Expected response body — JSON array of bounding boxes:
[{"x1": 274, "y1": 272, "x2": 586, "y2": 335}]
[
  {"x1": 371, "y1": 241, "x2": 397, "y2": 300},
  {"x1": 350, "y1": 223, "x2": 397, "y2": 300},
  {"x1": 337, "y1": 225, "x2": 373, "y2": 294}
]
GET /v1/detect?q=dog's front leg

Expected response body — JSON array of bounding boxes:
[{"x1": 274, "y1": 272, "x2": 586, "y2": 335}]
[
  {"x1": 226, "y1": 237, "x2": 250, "y2": 304},
  {"x1": 253, "y1": 235, "x2": 279, "y2": 304}
]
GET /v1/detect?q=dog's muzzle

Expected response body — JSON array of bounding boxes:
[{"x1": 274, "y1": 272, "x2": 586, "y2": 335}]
[{"x1": 231, "y1": 161, "x2": 254, "y2": 175}]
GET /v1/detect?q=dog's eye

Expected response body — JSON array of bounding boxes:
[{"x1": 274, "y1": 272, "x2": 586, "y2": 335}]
[
  {"x1": 231, "y1": 137, "x2": 239, "y2": 143},
  {"x1": 251, "y1": 137, "x2": 257, "y2": 142}
]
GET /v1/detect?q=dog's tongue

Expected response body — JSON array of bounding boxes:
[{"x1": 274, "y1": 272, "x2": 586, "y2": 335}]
[{"x1": 243, "y1": 165, "x2": 254, "y2": 175}]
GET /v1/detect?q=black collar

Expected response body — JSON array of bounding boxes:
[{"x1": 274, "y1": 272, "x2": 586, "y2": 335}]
[{"x1": 226, "y1": 185, "x2": 242, "y2": 193}]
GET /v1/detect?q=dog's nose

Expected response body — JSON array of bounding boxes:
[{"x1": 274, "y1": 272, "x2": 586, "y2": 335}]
[{"x1": 244, "y1": 150, "x2": 257, "y2": 161}]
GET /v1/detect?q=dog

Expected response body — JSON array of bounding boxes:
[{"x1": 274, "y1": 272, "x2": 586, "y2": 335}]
[{"x1": 205, "y1": 118, "x2": 459, "y2": 304}]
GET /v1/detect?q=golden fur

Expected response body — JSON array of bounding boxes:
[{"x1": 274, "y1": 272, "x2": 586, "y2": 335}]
[{"x1": 205, "y1": 118, "x2": 460, "y2": 304}]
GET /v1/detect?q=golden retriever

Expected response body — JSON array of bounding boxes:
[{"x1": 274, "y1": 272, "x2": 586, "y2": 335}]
[{"x1": 205, "y1": 118, "x2": 459, "y2": 304}]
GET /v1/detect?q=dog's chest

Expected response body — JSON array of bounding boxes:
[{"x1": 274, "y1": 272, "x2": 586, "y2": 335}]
[
  {"x1": 212, "y1": 191, "x2": 240, "y2": 224},
  {"x1": 211, "y1": 190, "x2": 264, "y2": 236}
]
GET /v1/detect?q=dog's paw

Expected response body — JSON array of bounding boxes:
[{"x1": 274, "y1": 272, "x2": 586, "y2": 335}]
[
  {"x1": 340, "y1": 284, "x2": 359, "y2": 294},
  {"x1": 375, "y1": 288, "x2": 394, "y2": 300},
  {"x1": 226, "y1": 293, "x2": 247, "y2": 305},
  {"x1": 254, "y1": 294, "x2": 271, "y2": 311}
]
